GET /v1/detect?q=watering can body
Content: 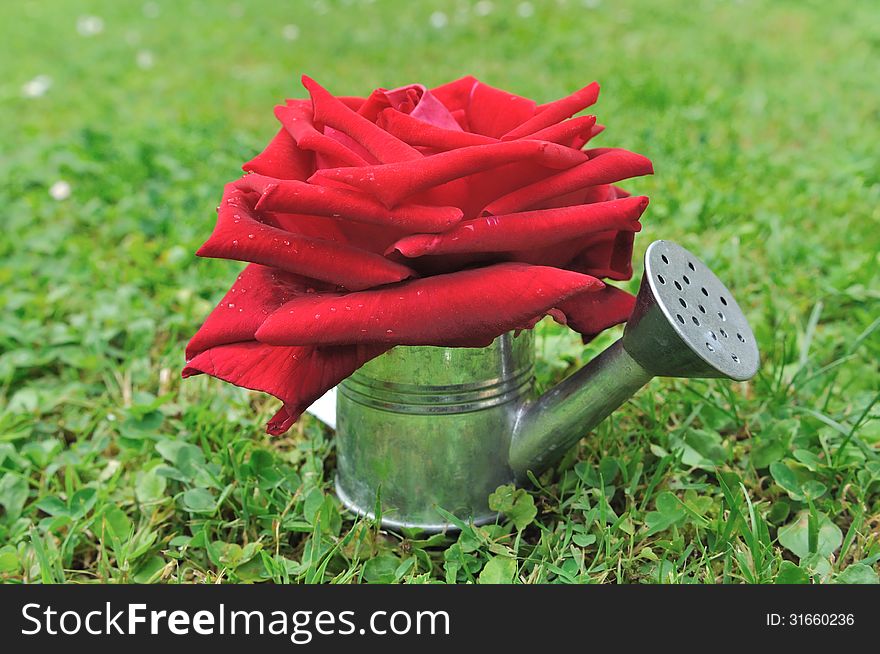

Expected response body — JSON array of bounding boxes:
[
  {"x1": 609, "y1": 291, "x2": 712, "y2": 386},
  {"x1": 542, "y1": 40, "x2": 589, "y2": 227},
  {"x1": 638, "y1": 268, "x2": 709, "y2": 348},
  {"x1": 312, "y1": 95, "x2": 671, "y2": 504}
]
[{"x1": 336, "y1": 331, "x2": 535, "y2": 530}]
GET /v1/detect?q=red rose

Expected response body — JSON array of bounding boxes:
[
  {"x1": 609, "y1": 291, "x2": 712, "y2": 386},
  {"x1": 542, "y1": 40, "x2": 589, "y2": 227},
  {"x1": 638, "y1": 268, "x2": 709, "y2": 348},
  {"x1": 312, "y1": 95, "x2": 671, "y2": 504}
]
[{"x1": 183, "y1": 75, "x2": 653, "y2": 434}]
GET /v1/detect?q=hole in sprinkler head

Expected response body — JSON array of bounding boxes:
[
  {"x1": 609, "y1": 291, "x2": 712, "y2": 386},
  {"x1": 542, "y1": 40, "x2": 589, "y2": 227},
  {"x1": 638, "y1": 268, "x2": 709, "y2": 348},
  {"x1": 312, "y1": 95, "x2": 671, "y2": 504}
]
[
  {"x1": 679, "y1": 298, "x2": 687, "y2": 308},
  {"x1": 676, "y1": 314, "x2": 685, "y2": 324},
  {"x1": 698, "y1": 304, "x2": 706, "y2": 313},
  {"x1": 731, "y1": 354, "x2": 740, "y2": 363},
  {"x1": 720, "y1": 328, "x2": 728, "y2": 338},
  {"x1": 657, "y1": 274, "x2": 666, "y2": 284},
  {"x1": 661, "y1": 254, "x2": 669, "y2": 264},
  {"x1": 692, "y1": 316, "x2": 700, "y2": 326},
  {"x1": 683, "y1": 275, "x2": 690, "y2": 285},
  {"x1": 706, "y1": 342, "x2": 715, "y2": 352},
  {"x1": 674, "y1": 280, "x2": 683, "y2": 291},
  {"x1": 710, "y1": 330, "x2": 717, "y2": 340},
  {"x1": 720, "y1": 296, "x2": 728, "y2": 306},
  {"x1": 718, "y1": 311, "x2": 726, "y2": 321},
  {"x1": 701, "y1": 287, "x2": 709, "y2": 297},
  {"x1": 688, "y1": 261, "x2": 696, "y2": 271},
  {"x1": 737, "y1": 332, "x2": 745, "y2": 343}
]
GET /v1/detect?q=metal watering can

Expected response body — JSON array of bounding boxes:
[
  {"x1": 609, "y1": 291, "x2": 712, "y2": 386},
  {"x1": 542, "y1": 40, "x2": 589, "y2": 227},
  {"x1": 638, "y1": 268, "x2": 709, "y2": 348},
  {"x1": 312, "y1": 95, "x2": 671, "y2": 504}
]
[{"x1": 333, "y1": 241, "x2": 760, "y2": 531}]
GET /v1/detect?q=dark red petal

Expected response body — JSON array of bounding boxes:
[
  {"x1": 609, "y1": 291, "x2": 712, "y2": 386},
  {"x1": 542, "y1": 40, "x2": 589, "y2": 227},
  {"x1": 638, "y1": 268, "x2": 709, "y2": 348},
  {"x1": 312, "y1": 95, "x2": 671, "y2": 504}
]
[
  {"x1": 430, "y1": 76, "x2": 479, "y2": 114},
  {"x1": 185, "y1": 264, "x2": 318, "y2": 360},
  {"x1": 275, "y1": 104, "x2": 369, "y2": 168},
  {"x1": 336, "y1": 96, "x2": 366, "y2": 110},
  {"x1": 467, "y1": 81, "x2": 537, "y2": 138},
  {"x1": 302, "y1": 75, "x2": 422, "y2": 164},
  {"x1": 267, "y1": 211, "x2": 348, "y2": 242},
  {"x1": 242, "y1": 127, "x2": 315, "y2": 180},
  {"x1": 196, "y1": 190, "x2": 416, "y2": 290},
  {"x1": 515, "y1": 115, "x2": 597, "y2": 148},
  {"x1": 573, "y1": 123, "x2": 605, "y2": 149},
  {"x1": 377, "y1": 108, "x2": 496, "y2": 150},
  {"x1": 356, "y1": 87, "x2": 408, "y2": 122},
  {"x1": 450, "y1": 109, "x2": 469, "y2": 131},
  {"x1": 556, "y1": 285, "x2": 635, "y2": 342},
  {"x1": 570, "y1": 230, "x2": 636, "y2": 281},
  {"x1": 390, "y1": 196, "x2": 647, "y2": 257},
  {"x1": 235, "y1": 174, "x2": 462, "y2": 233},
  {"x1": 484, "y1": 148, "x2": 654, "y2": 215},
  {"x1": 255, "y1": 263, "x2": 603, "y2": 346},
  {"x1": 310, "y1": 140, "x2": 588, "y2": 208},
  {"x1": 502, "y1": 82, "x2": 600, "y2": 140},
  {"x1": 182, "y1": 341, "x2": 388, "y2": 434}
]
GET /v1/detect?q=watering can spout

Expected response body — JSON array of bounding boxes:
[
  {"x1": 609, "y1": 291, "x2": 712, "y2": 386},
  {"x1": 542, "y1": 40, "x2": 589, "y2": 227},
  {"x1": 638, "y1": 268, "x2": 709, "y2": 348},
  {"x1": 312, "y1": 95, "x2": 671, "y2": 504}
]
[{"x1": 508, "y1": 240, "x2": 760, "y2": 480}]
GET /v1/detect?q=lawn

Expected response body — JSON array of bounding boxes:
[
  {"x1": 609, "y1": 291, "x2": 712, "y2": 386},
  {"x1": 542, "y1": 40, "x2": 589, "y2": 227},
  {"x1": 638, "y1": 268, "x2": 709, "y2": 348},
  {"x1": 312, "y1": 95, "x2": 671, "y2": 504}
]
[{"x1": 0, "y1": 0, "x2": 878, "y2": 583}]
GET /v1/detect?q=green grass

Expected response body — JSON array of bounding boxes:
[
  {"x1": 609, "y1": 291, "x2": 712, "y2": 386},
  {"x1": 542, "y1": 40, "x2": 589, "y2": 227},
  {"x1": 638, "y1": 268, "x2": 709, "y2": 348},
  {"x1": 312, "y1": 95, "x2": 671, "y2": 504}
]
[{"x1": 1, "y1": 0, "x2": 878, "y2": 584}]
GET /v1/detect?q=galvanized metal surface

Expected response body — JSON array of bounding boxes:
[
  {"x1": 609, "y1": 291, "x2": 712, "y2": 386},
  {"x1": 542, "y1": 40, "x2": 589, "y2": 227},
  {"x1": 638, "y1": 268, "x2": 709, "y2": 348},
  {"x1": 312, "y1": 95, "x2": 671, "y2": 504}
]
[
  {"x1": 624, "y1": 240, "x2": 760, "y2": 381},
  {"x1": 336, "y1": 331, "x2": 534, "y2": 531},
  {"x1": 508, "y1": 339, "x2": 653, "y2": 479}
]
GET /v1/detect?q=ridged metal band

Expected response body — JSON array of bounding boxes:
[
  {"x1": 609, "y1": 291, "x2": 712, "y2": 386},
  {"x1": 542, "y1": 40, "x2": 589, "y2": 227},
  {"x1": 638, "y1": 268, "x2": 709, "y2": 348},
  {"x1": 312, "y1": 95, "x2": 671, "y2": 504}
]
[{"x1": 339, "y1": 365, "x2": 535, "y2": 414}]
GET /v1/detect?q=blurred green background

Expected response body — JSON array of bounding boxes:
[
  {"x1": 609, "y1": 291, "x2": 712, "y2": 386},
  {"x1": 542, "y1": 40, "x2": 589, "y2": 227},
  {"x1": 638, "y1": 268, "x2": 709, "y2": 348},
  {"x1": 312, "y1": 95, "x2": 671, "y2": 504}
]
[{"x1": 0, "y1": 0, "x2": 877, "y2": 583}]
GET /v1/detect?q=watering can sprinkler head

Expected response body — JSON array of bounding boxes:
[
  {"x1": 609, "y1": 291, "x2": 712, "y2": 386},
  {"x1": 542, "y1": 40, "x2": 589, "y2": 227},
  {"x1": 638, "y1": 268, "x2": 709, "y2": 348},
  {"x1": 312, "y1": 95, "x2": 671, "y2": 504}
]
[
  {"x1": 508, "y1": 240, "x2": 760, "y2": 480},
  {"x1": 622, "y1": 240, "x2": 760, "y2": 381}
]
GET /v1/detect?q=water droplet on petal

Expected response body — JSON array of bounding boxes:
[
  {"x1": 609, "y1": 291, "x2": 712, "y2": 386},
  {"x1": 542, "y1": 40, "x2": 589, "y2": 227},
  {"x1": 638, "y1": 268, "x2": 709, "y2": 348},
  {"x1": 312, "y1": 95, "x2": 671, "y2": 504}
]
[{"x1": 247, "y1": 233, "x2": 255, "y2": 239}]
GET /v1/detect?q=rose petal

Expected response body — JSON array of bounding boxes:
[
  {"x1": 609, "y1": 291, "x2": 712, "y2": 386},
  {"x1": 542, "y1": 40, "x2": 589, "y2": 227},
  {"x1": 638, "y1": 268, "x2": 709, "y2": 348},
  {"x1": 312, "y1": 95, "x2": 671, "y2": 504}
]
[
  {"x1": 484, "y1": 148, "x2": 654, "y2": 215},
  {"x1": 556, "y1": 285, "x2": 635, "y2": 341},
  {"x1": 408, "y1": 88, "x2": 463, "y2": 130},
  {"x1": 242, "y1": 127, "x2": 315, "y2": 180},
  {"x1": 507, "y1": 225, "x2": 634, "y2": 281},
  {"x1": 430, "y1": 75, "x2": 479, "y2": 116},
  {"x1": 514, "y1": 115, "x2": 597, "y2": 148},
  {"x1": 196, "y1": 189, "x2": 416, "y2": 290},
  {"x1": 275, "y1": 104, "x2": 369, "y2": 168},
  {"x1": 268, "y1": 211, "x2": 406, "y2": 255},
  {"x1": 182, "y1": 341, "x2": 387, "y2": 434},
  {"x1": 467, "y1": 81, "x2": 537, "y2": 138},
  {"x1": 570, "y1": 230, "x2": 636, "y2": 280},
  {"x1": 573, "y1": 123, "x2": 605, "y2": 149},
  {"x1": 255, "y1": 262, "x2": 603, "y2": 346},
  {"x1": 356, "y1": 85, "x2": 421, "y2": 121},
  {"x1": 377, "y1": 108, "x2": 496, "y2": 150},
  {"x1": 389, "y1": 196, "x2": 647, "y2": 257},
  {"x1": 302, "y1": 75, "x2": 422, "y2": 164},
  {"x1": 502, "y1": 82, "x2": 600, "y2": 140},
  {"x1": 236, "y1": 174, "x2": 463, "y2": 233},
  {"x1": 185, "y1": 264, "x2": 318, "y2": 360},
  {"x1": 310, "y1": 140, "x2": 589, "y2": 208}
]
